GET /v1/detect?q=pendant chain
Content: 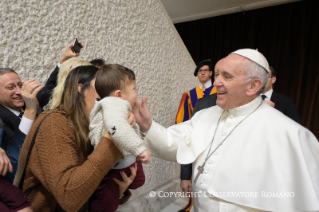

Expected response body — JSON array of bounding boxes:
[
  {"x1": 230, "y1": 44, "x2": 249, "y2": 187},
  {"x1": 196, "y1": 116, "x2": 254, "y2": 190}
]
[{"x1": 194, "y1": 101, "x2": 263, "y2": 183}]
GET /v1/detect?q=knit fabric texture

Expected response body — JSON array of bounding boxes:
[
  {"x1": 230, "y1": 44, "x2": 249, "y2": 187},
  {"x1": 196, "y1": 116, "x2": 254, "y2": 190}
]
[
  {"x1": 89, "y1": 97, "x2": 146, "y2": 156},
  {"x1": 14, "y1": 110, "x2": 123, "y2": 212}
]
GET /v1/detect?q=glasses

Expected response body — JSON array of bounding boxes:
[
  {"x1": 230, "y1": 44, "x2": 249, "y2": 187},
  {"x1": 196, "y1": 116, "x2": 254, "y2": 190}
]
[
  {"x1": 3, "y1": 83, "x2": 23, "y2": 90},
  {"x1": 198, "y1": 69, "x2": 210, "y2": 73}
]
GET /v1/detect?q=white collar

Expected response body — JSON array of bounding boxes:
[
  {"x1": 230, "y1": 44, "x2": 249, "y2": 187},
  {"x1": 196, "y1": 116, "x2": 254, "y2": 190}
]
[
  {"x1": 199, "y1": 81, "x2": 212, "y2": 89},
  {"x1": 261, "y1": 89, "x2": 273, "y2": 100},
  {"x1": 2, "y1": 105, "x2": 22, "y2": 116},
  {"x1": 222, "y1": 96, "x2": 263, "y2": 117}
]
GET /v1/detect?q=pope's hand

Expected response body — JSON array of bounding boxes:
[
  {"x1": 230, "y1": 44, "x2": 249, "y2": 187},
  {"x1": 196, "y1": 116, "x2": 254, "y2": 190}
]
[{"x1": 132, "y1": 96, "x2": 152, "y2": 132}]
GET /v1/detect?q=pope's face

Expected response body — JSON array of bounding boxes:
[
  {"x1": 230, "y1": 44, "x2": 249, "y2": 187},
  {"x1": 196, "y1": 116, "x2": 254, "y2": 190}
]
[{"x1": 213, "y1": 54, "x2": 253, "y2": 110}]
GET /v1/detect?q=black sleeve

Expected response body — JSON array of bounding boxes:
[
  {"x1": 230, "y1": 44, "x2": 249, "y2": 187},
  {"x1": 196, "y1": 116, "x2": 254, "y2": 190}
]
[
  {"x1": 180, "y1": 164, "x2": 193, "y2": 180},
  {"x1": 37, "y1": 66, "x2": 60, "y2": 107}
]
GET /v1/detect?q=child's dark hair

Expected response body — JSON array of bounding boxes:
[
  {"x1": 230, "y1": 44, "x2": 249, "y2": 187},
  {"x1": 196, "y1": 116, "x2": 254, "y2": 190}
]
[{"x1": 95, "y1": 64, "x2": 135, "y2": 98}]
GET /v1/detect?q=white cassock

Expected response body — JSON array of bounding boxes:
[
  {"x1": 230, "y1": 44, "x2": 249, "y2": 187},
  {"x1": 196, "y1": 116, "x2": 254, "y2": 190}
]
[{"x1": 143, "y1": 97, "x2": 319, "y2": 212}]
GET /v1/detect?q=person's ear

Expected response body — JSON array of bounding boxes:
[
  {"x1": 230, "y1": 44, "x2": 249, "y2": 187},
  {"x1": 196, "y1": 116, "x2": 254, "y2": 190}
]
[
  {"x1": 77, "y1": 84, "x2": 83, "y2": 94},
  {"x1": 272, "y1": 76, "x2": 277, "y2": 84},
  {"x1": 209, "y1": 71, "x2": 213, "y2": 77},
  {"x1": 114, "y1": 90, "x2": 122, "y2": 97},
  {"x1": 247, "y1": 79, "x2": 263, "y2": 96}
]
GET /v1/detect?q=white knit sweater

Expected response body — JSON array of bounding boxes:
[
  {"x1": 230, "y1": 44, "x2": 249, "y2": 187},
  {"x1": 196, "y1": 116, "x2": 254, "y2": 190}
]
[{"x1": 89, "y1": 97, "x2": 146, "y2": 156}]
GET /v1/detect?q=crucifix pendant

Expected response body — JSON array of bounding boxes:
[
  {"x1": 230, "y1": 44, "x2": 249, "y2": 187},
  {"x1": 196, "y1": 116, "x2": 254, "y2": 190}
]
[{"x1": 194, "y1": 161, "x2": 206, "y2": 184}]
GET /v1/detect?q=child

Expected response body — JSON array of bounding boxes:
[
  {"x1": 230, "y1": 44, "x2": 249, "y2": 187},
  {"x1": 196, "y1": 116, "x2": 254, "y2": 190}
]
[{"x1": 89, "y1": 64, "x2": 151, "y2": 212}]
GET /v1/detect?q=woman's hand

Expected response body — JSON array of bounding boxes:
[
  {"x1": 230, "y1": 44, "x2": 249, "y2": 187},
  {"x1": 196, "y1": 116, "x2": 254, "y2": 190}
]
[
  {"x1": 102, "y1": 111, "x2": 113, "y2": 140},
  {"x1": 102, "y1": 111, "x2": 136, "y2": 143},
  {"x1": 113, "y1": 162, "x2": 137, "y2": 195},
  {"x1": 128, "y1": 111, "x2": 135, "y2": 127}
]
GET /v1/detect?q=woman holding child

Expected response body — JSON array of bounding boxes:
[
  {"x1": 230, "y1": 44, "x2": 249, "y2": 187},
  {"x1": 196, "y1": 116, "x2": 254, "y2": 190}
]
[{"x1": 15, "y1": 65, "x2": 137, "y2": 212}]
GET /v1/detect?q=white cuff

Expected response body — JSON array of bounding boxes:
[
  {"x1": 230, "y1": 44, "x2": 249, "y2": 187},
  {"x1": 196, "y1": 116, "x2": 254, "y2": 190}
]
[
  {"x1": 19, "y1": 116, "x2": 34, "y2": 135},
  {"x1": 140, "y1": 130, "x2": 148, "y2": 136}
]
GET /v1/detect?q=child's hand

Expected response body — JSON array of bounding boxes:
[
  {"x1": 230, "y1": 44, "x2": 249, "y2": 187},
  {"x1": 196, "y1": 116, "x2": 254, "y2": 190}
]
[{"x1": 137, "y1": 150, "x2": 152, "y2": 163}]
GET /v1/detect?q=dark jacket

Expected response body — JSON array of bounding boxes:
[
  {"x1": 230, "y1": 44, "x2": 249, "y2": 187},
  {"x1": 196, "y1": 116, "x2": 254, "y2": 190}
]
[
  {"x1": 0, "y1": 105, "x2": 27, "y2": 182},
  {"x1": 271, "y1": 91, "x2": 302, "y2": 125},
  {"x1": 0, "y1": 65, "x2": 59, "y2": 182}
]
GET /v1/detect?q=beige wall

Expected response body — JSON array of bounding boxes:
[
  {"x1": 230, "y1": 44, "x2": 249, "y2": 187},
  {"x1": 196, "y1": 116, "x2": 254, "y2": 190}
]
[{"x1": 0, "y1": 0, "x2": 197, "y2": 206}]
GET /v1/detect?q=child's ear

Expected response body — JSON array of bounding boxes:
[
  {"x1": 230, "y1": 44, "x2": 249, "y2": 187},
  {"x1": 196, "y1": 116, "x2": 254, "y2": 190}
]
[{"x1": 114, "y1": 90, "x2": 122, "y2": 97}]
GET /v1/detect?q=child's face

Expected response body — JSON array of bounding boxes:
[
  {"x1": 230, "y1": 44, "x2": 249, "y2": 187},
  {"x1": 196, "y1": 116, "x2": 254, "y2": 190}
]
[{"x1": 121, "y1": 80, "x2": 138, "y2": 107}]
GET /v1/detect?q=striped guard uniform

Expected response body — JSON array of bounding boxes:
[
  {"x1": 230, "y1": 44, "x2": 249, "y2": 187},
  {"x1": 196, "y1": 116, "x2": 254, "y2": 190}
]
[{"x1": 176, "y1": 85, "x2": 216, "y2": 124}]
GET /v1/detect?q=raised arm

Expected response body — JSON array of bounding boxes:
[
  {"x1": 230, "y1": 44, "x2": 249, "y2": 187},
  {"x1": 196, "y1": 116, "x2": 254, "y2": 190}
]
[
  {"x1": 37, "y1": 42, "x2": 82, "y2": 107},
  {"x1": 133, "y1": 96, "x2": 195, "y2": 163}
]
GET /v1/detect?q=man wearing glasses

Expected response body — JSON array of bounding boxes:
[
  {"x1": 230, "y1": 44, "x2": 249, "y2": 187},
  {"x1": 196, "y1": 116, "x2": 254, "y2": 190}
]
[
  {"x1": 0, "y1": 68, "x2": 43, "y2": 183},
  {"x1": 176, "y1": 59, "x2": 216, "y2": 212},
  {"x1": 0, "y1": 42, "x2": 81, "y2": 183}
]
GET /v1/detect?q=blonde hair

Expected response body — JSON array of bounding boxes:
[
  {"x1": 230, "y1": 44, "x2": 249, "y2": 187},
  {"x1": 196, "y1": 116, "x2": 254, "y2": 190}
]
[{"x1": 50, "y1": 58, "x2": 91, "y2": 109}]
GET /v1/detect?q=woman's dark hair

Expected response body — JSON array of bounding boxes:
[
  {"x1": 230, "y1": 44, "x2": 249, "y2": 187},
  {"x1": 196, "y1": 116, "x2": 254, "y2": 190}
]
[{"x1": 59, "y1": 65, "x2": 98, "y2": 150}]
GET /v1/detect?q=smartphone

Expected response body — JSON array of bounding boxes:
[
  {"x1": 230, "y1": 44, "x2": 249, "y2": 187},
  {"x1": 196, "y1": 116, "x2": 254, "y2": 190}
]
[{"x1": 72, "y1": 38, "x2": 81, "y2": 53}]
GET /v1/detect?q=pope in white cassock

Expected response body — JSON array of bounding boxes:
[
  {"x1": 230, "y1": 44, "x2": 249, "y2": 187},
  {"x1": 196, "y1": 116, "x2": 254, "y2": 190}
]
[{"x1": 133, "y1": 49, "x2": 319, "y2": 212}]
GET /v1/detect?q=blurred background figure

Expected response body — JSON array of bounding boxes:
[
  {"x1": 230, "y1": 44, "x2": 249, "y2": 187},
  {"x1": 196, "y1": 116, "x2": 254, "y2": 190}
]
[{"x1": 261, "y1": 66, "x2": 301, "y2": 124}]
